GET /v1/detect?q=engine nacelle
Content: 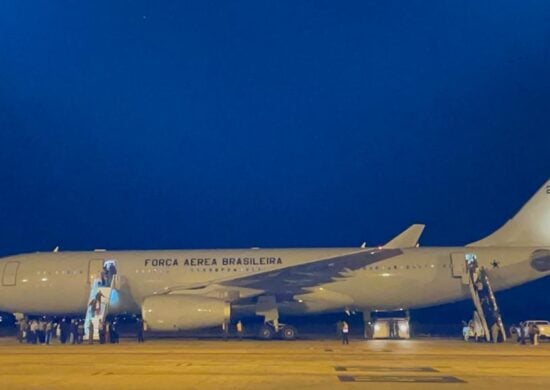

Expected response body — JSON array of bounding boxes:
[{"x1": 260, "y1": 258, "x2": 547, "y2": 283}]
[{"x1": 141, "y1": 295, "x2": 230, "y2": 331}]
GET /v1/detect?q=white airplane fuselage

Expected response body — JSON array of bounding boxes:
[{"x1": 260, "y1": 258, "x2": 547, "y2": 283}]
[{"x1": 0, "y1": 245, "x2": 547, "y2": 317}]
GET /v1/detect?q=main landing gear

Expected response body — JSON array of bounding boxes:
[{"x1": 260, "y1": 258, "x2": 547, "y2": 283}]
[
  {"x1": 258, "y1": 320, "x2": 298, "y2": 340},
  {"x1": 255, "y1": 296, "x2": 298, "y2": 340}
]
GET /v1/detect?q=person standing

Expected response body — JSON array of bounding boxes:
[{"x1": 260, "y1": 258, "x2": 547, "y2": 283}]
[
  {"x1": 222, "y1": 320, "x2": 229, "y2": 341},
  {"x1": 30, "y1": 320, "x2": 38, "y2": 344},
  {"x1": 111, "y1": 320, "x2": 119, "y2": 343},
  {"x1": 491, "y1": 322, "x2": 499, "y2": 343},
  {"x1": 342, "y1": 321, "x2": 350, "y2": 345},
  {"x1": 236, "y1": 321, "x2": 244, "y2": 341},
  {"x1": 77, "y1": 320, "x2": 85, "y2": 344},
  {"x1": 473, "y1": 312, "x2": 483, "y2": 342},
  {"x1": 533, "y1": 324, "x2": 540, "y2": 346},
  {"x1": 518, "y1": 322, "x2": 526, "y2": 345},
  {"x1": 70, "y1": 320, "x2": 78, "y2": 344},
  {"x1": 98, "y1": 319, "x2": 106, "y2": 344},
  {"x1": 528, "y1": 323, "x2": 535, "y2": 345},
  {"x1": 52, "y1": 322, "x2": 59, "y2": 342},
  {"x1": 388, "y1": 320, "x2": 395, "y2": 339},
  {"x1": 45, "y1": 321, "x2": 53, "y2": 345},
  {"x1": 18, "y1": 318, "x2": 27, "y2": 344},
  {"x1": 137, "y1": 318, "x2": 145, "y2": 343},
  {"x1": 509, "y1": 324, "x2": 518, "y2": 343},
  {"x1": 88, "y1": 320, "x2": 94, "y2": 345},
  {"x1": 365, "y1": 321, "x2": 374, "y2": 340},
  {"x1": 105, "y1": 321, "x2": 111, "y2": 344},
  {"x1": 38, "y1": 319, "x2": 46, "y2": 344},
  {"x1": 336, "y1": 321, "x2": 343, "y2": 340},
  {"x1": 59, "y1": 319, "x2": 67, "y2": 344}
]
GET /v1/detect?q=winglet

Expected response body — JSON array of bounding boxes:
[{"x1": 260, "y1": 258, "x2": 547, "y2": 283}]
[{"x1": 384, "y1": 224, "x2": 425, "y2": 248}]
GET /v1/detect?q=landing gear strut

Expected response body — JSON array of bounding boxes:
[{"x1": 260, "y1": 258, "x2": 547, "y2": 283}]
[{"x1": 258, "y1": 321, "x2": 298, "y2": 340}]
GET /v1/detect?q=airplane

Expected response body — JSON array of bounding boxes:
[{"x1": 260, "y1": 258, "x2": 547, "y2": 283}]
[{"x1": 0, "y1": 179, "x2": 549, "y2": 340}]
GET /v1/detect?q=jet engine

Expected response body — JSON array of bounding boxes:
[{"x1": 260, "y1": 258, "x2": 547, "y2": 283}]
[{"x1": 141, "y1": 295, "x2": 230, "y2": 331}]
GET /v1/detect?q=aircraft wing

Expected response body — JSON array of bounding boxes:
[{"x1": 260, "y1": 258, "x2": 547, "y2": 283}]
[
  {"x1": 384, "y1": 224, "x2": 425, "y2": 248},
  {"x1": 220, "y1": 248, "x2": 403, "y2": 298}
]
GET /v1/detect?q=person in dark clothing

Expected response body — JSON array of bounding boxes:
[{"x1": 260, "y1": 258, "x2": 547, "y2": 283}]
[
  {"x1": 342, "y1": 321, "x2": 350, "y2": 345},
  {"x1": 99, "y1": 319, "x2": 106, "y2": 344},
  {"x1": 236, "y1": 321, "x2": 244, "y2": 341},
  {"x1": 137, "y1": 318, "x2": 145, "y2": 343},
  {"x1": 509, "y1": 324, "x2": 518, "y2": 343},
  {"x1": 528, "y1": 323, "x2": 535, "y2": 345},
  {"x1": 365, "y1": 321, "x2": 374, "y2": 340},
  {"x1": 336, "y1": 321, "x2": 343, "y2": 340},
  {"x1": 535, "y1": 325, "x2": 541, "y2": 346},
  {"x1": 38, "y1": 320, "x2": 47, "y2": 344},
  {"x1": 101, "y1": 266, "x2": 108, "y2": 286},
  {"x1": 519, "y1": 322, "x2": 526, "y2": 345},
  {"x1": 60, "y1": 319, "x2": 69, "y2": 344},
  {"x1": 110, "y1": 321, "x2": 119, "y2": 343},
  {"x1": 106, "y1": 263, "x2": 117, "y2": 286},
  {"x1": 17, "y1": 318, "x2": 27, "y2": 344},
  {"x1": 77, "y1": 321, "x2": 85, "y2": 344},
  {"x1": 70, "y1": 320, "x2": 78, "y2": 344},
  {"x1": 45, "y1": 321, "x2": 53, "y2": 345}
]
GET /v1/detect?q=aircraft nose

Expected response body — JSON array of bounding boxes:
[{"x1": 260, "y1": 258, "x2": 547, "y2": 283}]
[{"x1": 530, "y1": 250, "x2": 550, "y2": 272}]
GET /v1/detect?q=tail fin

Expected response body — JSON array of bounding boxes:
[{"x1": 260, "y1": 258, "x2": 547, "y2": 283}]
[{"x1": 468, "y1": 179, "x2": 550, "y2": 247}]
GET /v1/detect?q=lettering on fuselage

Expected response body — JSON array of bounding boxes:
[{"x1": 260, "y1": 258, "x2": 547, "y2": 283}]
[
  {"x1": 144, "y1": 258, "x2": 179, "y2": 267},
  {"x1": 144, "y1": 257, "x2": 283, "y2": 267}
]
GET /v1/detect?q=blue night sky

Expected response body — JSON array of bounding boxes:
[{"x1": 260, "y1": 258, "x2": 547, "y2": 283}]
[{"x1": 0, "y1": 1, "x2": 549, "y2": 256}]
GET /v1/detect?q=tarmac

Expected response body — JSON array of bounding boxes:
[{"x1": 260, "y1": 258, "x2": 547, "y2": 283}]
[{"x1": 1, "y1": 337, "x2": 550, "y2": 390}]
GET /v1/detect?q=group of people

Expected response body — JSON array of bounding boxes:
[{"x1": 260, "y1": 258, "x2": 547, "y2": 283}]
[
  {"x1": 463, "y1": 320, "x2": 505, "y2": 343},
  {"x1": 510, "y1": 322, "x2": 541, "y2": 346},
  {"x1": 86, "y1": 318, "x2": 121, "y2": 344},
  {"x1": 18, "y1": 318, "x2": 86, "y2": 345},
  {"x1": 463, "y1": 318, "x2": 543, "y2": 345},
  {"x1": 16, "y1": 317, "x2": 131, "y2": 345}
]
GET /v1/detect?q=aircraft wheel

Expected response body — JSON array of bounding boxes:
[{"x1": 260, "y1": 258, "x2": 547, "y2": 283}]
[
  {"x1": 281, "y1": 325, "x2": 298, "y2": 340},
  {"x1": 258, "y1": 324, "x2": 275, "y2": 340}
]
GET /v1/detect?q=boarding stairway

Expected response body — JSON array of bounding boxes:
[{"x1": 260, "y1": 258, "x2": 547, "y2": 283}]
[
  {"x1": 465, "y1": 257, "x2": 507, "y2": 342},
  {"x1": 84, "y1": 277, "x2": 115, "y2": 341}
]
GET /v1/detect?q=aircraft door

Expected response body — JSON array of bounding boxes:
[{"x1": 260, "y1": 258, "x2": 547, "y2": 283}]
[
  {"x1": 88, "y1": 259, "x2": 104, "y2": 284},
  {"x1": 450, "y1": 253, "x2": 474, "y2": 285},
  {"x1": 450, "y1": 253, "x2": 466, "y2": 278},
  {"x1": 2, "y1": 261, "x2": 20, "y2": 286}
]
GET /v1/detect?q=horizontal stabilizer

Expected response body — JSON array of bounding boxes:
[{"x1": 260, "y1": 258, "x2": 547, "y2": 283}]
[{"x1": 384, "y1": 224, "x2": 425, "y2": 248}]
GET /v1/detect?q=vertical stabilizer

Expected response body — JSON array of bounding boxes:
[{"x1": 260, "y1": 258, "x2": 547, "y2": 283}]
[{"x1": 468, "y1": 179, "x2": 550, "y2": 247}]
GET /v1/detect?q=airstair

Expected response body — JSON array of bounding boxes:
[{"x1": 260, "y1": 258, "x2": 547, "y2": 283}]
[
  {"x1": 477, "y1": 267, "x2": 507, "y2": 342},
  {"x1": 452, "y1": 253, "x2": 506, "y2": 342},
  {"x1": 84, "y1": 277, "x2": 115, "y2": 341}
]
